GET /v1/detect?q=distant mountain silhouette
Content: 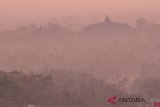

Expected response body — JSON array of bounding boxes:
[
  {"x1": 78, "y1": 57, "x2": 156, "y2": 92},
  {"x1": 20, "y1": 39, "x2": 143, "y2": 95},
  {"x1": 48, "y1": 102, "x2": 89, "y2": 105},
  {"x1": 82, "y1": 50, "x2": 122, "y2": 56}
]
[
  {"x1": 146, "y1": 24, "x2": 160, "y2": 36},
  {"x1": 33, "y1": 22, "x2": 68, "y2": 36},
  {"x1": 134, "y1": 18, "x2": 160, "y2": 36},
  {"x1": 81, "y1": 15, "x2": 136, "y2": 36},
  {"x1": 0, "y1": 22, "x2": 68, "y2": 38},
  {"x1": 45, "y1": 22, "x2": 66, "y2": 33},
  {"x1": 136, "y1": 18, "x2": 148, "y2": 31}
]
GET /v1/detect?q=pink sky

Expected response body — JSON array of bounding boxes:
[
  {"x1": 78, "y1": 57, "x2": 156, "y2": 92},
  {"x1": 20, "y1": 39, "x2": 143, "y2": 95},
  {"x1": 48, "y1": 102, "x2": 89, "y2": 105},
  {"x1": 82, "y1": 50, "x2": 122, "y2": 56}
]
[
  {"x1": 0, "y1": 0, "x2": 160, "y2": 31},
  {"x1": 0, "y1": 0, "x2": 160, "y2": 18}
]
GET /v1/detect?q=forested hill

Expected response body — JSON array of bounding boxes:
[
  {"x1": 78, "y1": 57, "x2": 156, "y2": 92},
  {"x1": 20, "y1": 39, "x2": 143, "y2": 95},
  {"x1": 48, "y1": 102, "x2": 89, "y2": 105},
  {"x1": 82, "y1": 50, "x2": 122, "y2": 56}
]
[{"x1": 0, "y1": 70, "x2": 126, "y2": 107}]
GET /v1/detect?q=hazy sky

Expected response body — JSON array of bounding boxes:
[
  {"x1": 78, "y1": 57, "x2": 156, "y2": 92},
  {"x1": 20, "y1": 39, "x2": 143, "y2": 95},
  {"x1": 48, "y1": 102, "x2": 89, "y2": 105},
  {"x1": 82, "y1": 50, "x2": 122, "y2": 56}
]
[
  {"x1": 0, "y1": 0, "x2": 160, "y2": 31},
  {"x1": 0, "y1": 0, "x2": 160, "y2": 18}
]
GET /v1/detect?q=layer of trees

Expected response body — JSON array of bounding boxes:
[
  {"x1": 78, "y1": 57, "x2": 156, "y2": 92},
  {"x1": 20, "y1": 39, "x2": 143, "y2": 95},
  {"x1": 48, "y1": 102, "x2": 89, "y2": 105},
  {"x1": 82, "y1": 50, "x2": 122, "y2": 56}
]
[{"x1": 0, "y1": 70, "x2": 127, "y2": 107}]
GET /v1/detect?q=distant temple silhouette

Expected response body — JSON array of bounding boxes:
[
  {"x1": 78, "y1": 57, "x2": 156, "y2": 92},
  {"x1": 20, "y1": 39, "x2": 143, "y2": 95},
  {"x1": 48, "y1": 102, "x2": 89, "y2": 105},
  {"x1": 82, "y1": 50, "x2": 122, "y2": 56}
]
[
  {"x1": 81, "y1": 15, "x2": 136, "y2": 35},
  {"x1": 104, "y1": 15, "x2": 112, "y2": 23}
]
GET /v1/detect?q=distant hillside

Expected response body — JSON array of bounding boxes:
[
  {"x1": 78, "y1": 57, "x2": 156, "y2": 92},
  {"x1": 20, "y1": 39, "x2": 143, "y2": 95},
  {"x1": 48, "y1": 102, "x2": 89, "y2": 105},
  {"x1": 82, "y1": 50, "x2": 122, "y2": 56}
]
[{"x1": 81, "y1": 16, "x2": 136, "y2": 36}]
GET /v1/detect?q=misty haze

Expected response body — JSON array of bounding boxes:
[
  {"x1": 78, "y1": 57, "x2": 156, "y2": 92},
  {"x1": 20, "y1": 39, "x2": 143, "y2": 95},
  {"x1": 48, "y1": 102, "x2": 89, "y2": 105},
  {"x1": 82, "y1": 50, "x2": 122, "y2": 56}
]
[{"x1": 1, "y1": 0, "x2": 160, "y2": 107}]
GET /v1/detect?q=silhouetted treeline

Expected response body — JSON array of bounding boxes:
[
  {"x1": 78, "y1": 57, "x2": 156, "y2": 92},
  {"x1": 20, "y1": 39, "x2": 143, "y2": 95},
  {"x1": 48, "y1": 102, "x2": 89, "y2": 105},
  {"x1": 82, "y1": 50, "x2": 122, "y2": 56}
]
[
  {"x1": 0, "y1": 70, "x2": 159, "y2": 107},
  {"x1": 0, "y1": 70, "x2": 129, "y2": 107},
  {"x1": 1, "y1": 16, "x2": 160, "y2": 37}
]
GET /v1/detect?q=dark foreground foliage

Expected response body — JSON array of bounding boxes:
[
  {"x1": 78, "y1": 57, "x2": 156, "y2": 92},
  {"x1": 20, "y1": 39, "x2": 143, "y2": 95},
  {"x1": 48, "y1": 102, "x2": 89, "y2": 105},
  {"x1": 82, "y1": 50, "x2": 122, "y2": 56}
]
[
  {"x1": 1, "y1": 70, "x2": 159, "y2": 107},
  {"x1": 0, "y1": 70, "x2": 127, "y2": 107}
]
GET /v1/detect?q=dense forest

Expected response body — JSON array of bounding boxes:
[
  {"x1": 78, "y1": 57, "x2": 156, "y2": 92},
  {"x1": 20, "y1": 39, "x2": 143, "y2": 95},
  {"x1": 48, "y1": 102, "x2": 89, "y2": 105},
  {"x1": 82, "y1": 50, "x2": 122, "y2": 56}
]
[
  {"x1": 0, "y1": 70, "x2": 124, "y2": 107},
  {"x1": 1, "y1": 16, "x2": 160, "y2": 107},
  {"x1": 0, "y1": 70, "x2": 160, "y2": 107}
]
